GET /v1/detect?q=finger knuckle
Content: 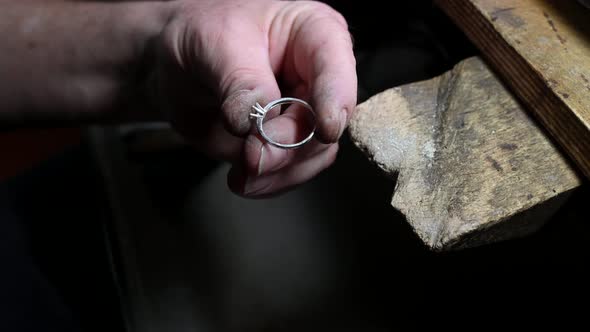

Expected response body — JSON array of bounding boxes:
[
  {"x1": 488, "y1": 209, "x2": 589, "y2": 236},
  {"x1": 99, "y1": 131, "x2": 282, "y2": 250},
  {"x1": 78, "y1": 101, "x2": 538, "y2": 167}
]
[{"x1": 308, "y1": 2, "x2": 348, "y2": 28}]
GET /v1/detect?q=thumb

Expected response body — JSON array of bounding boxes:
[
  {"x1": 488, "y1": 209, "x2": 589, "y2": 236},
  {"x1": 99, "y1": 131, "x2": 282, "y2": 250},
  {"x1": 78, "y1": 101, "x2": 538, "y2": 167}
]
[{"x1": 217, "y1": 34, "x2": 281, "y2": 137}]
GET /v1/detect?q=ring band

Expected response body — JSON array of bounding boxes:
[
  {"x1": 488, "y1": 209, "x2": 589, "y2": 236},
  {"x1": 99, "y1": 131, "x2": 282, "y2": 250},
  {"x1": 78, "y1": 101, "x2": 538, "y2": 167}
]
[{"x1": 249, "y1": 97, "x2": 316, "y2": 149}]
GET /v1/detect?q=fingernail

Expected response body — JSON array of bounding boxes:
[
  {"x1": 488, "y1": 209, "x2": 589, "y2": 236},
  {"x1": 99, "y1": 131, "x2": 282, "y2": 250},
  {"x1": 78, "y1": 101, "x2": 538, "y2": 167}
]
[
  {"x1": 257, "y1": 145, "x2": 265, "y2": 176},
  {"x1": 255, "y1": 143, "x2": 289, "y2": 176},
  {"x1": 244, "y1": 175, "x2": 274, "y2": 196},
  {"x1": 338, "y1": 108, "x2": 349, "y2": 138}
]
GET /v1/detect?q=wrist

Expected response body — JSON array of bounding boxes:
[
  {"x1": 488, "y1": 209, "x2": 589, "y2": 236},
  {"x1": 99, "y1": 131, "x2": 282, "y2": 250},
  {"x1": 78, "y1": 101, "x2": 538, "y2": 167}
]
[
  {"x1": 106, "y1": 1, "x2": 175, "y2": 122},
  {"x1": 119, "y1": 1, "x2": 174, "y2": 61}
]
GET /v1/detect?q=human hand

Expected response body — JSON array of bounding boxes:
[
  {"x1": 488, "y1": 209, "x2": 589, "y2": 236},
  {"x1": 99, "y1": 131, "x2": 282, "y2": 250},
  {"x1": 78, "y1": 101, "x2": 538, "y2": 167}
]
[{"x1": 154, "y1": 0, "x2": 357, "y2": 197}]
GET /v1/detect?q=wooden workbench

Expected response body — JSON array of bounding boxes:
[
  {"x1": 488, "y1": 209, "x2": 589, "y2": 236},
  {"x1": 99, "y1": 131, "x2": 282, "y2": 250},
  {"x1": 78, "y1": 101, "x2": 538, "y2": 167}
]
[{"x1": 436, "y1": 0, "x2": 590, "y2": 178}]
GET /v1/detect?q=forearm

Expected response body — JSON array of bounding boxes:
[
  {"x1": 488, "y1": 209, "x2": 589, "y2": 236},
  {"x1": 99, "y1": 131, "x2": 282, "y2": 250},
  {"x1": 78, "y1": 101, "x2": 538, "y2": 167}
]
[{"x1": 0, "y1": 0, "x2": 172, "y2": 125}]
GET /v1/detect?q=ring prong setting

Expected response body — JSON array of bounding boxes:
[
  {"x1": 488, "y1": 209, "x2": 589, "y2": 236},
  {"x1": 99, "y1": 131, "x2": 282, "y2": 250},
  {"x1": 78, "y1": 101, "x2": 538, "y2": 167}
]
[{"x1": 249, "y1": 102, "x2": 266, "y2": 119}]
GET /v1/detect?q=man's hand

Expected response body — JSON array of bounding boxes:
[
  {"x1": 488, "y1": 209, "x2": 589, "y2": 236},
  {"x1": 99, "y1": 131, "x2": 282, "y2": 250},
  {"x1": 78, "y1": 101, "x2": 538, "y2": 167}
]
[
  {"x1": 0, "y1": 0, "x2": 357, "y2": 197},
  {"x1": 155, "y1": 0, "x2": 357, "y2": 197}
]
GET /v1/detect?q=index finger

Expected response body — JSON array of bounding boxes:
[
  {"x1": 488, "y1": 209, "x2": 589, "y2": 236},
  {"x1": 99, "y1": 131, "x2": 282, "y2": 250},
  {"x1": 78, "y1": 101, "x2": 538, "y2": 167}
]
[{"x1": 292, "y1": 4, "x2": 357, "y2": 143}]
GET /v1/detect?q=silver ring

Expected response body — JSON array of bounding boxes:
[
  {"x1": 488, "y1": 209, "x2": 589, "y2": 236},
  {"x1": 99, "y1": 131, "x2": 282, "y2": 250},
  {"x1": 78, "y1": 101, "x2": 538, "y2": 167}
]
[{"x1": 249, "y1": 97, "x2": 316, "y2": 149}]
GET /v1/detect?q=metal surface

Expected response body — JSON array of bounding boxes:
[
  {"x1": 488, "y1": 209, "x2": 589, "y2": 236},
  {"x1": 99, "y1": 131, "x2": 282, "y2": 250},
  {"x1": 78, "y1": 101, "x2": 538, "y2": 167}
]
[{"x1": 250, "y1": 97, "x2": 316, "y2": 149}]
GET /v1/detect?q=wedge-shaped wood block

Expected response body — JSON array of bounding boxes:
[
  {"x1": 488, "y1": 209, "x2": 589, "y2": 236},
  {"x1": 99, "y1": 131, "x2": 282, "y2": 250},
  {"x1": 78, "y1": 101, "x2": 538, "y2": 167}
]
[{"x1": 349, "y1": 57, "x2": 582, "y2": 251}]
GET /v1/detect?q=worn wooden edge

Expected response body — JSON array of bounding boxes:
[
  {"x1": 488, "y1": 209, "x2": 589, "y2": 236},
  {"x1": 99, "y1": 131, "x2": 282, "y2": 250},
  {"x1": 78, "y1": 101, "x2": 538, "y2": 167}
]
[
  {"x1": 436, "y1": 0, "x2": 590, "y2": 179},
  {"x1": 438, "y1": 188, "x2": 576, "y2": 251}
]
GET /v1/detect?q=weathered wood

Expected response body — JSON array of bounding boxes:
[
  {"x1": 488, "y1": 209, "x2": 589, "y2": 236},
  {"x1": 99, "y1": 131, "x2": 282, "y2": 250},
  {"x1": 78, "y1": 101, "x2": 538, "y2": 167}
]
[
  {"x1": 436, "y1": 0, "x2": 590, "y2": 178},
  {"x1": 349, "y1": 57, "x2": 582, "y2": 251}
]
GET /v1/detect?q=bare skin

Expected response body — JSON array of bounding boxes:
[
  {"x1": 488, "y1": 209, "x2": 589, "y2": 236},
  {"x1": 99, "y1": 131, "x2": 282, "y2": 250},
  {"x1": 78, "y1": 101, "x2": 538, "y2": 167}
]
[{"x1": 0, "y1": 0, "x2": 357, "y2": 197}]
